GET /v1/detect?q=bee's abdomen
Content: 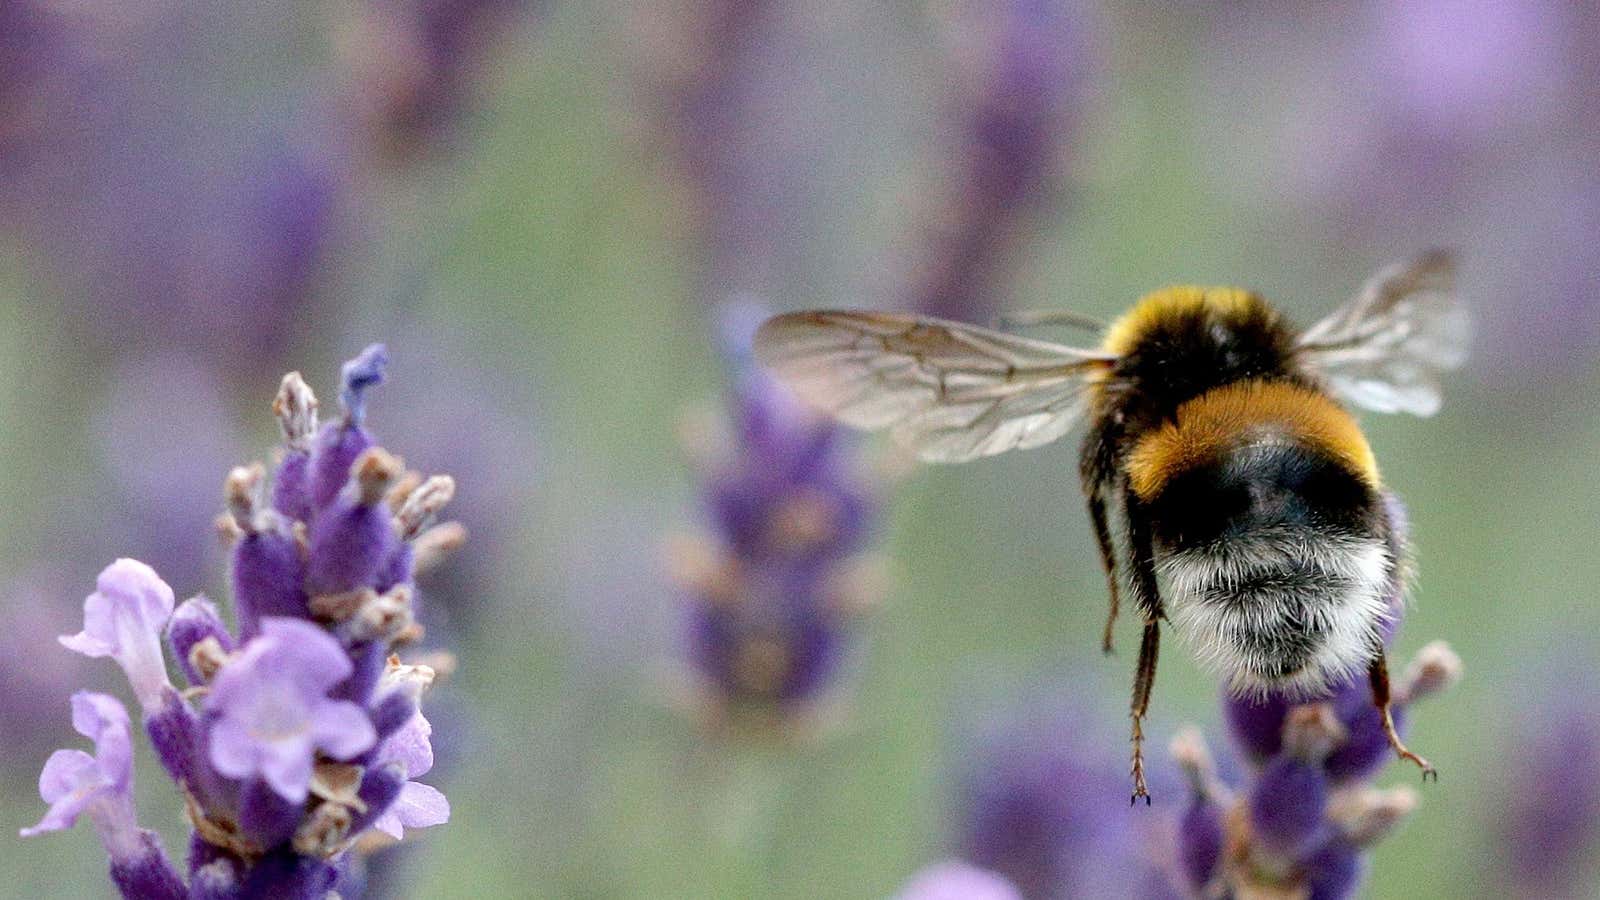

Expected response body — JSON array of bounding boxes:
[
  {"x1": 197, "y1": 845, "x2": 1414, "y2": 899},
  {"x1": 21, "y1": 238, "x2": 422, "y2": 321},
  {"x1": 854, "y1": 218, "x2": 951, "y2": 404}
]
[
  {"x1": 1146, "y1": 441, "x2": 1395, "y2": 696},
  {"x1": 1145, "y1": 440, "x2": 1382, "y2": 550},
  {"x1": 1159, "y1": 533, "x2": 1393, "y2": 696}
]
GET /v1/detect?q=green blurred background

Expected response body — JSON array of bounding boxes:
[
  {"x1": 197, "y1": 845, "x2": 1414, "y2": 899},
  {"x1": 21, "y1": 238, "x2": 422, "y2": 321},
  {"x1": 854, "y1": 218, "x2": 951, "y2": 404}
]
[{"x1": 1, "y1": 1, "x2": 1597, "y2": 897}]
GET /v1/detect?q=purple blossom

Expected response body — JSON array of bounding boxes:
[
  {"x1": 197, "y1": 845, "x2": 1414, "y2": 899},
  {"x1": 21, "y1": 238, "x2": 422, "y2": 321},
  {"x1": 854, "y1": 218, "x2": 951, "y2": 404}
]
[
  {"x1": 24, "y1": 347, "x2": 460, "y2": 898},
  {"x1": 0, "y1": 568, "x2": 94, "y2": 768},
  {"x1": 341, "y1": 0, "x2": 534, "y2": 166},
  {"x1": 634, "y1": 1, "x2": 790, "y2": 299},
  {"x1": 671, "y1": 304, "x2": 884, "y2": 730},
  {"x1": 205, "y1": 617, "x2": 378, "y2": 803},
  {"x1": 21, "y1": 692, "x2": 188, "y2": 900},
  {"x1": 21, "y1": 692, "x2": 136, "y2": 840},
  {"x1": 905, "y1": 0, "x2": 1101, "y2": 323},
  {"x1": 897, "y1": 860, "x2": 1022, "y2": 900},
  {"x1": 952, "y1": 694, "x2": 1150, "y2": 898},
  {"x1": 1493, "y1": 690, "x2": 1600, "y2": 898},
  {"x1": 58, "y1": 558, "x2": 176, "y2": 712},
  {"x1": 166, "y1": 596, "x2": 235, "y2": 686},
  {"x1": 1164, "y1": 625, "x2": 1461, "y2": 898},
  {"x1": 369, "y1": 712, "x2": 451, "y2": 839},
  {"x1": 1191, "y1": 1, "x2": 1600, "y2": 384},
  {"x1": 13, "y1": 0, "x2": 341, "y2": 360}
]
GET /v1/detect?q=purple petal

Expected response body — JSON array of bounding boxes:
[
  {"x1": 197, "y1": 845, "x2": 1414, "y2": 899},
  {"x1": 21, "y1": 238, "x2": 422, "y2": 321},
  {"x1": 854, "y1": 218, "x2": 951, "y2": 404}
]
[
  {"x1": 32, "y1": 749, "x2": 98, "y2": 808},
  {"x1": 256, "y1": 617, "x2": 354, "y2": 688},
  {"x1": 378, "y1": 712, "x2": 434, "y2": 778},
  {"x1": 392, "y1": 781, "x2": 449, "y2": 830},
  {"x1": 310, "y1": 699, "x2": 378, "y2": 760},
  {"x1": 96, "y1": 558, "x2": 176, "y2": 622},
  {"x1": 370, "y1": 810, "x2": 403, "y2": 840},
  {"x1": 206, "y1": 717, "x2": 260, "y2": 782},
  {"x1": 58, "y1": 628, "x2": 113, "y2": 658},
  {"x1": 166, "y1": 596, "x2": 234, "y2": 685},
  {"x1": 23, "y1": 692, "x2": 138, "y2": 838},
  {"x1": 21, "y1": 751, "x2": 98, "y2": 835},
  {"x1": 71, "y1": 691, "x2": 132, "y2": 742},
  {"x1": 71, "y1": 691, "x2": 133, "y2": 792},
  {"x1": 257, "y1": 736, "x2": 316, "y2": 804}
]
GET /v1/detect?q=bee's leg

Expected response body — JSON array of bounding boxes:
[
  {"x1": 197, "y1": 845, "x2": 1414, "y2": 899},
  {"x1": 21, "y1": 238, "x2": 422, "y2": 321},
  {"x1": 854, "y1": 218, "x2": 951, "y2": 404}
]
[
  {"x1": 1086, "y1": 488, "x2": 1120, "y2": 654},
  {"x1": 1369, "y1": 648, "x2": 1438, "y2": 781},
  {"x1": 1125, "y1": 495, "x2": 1164, "y2": 804},
  {"x1": 1129, "y1": 620, "x2": 1160, "y2": 804}
]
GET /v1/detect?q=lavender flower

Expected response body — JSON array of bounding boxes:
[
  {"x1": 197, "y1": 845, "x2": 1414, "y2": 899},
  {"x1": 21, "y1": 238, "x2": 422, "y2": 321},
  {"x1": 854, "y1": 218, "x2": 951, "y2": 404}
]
[
  {"x1": 632, "y1": 0, "x2": 783, "y2": 299},
  {"x1": 1191, "y1": 1, "x2": 1600, "y2": 383},
  {"x1": 21, "y1": 692, "x2": 188, "y2": 900},
  {"x1": 906, "y1": 0, "x2": 1100, "y2": 323},
  {"x1": 1164, "y1": 638, "x2": 1461, "y2": 899},
  {"x1": 951, "y1": 694, "x2": 1152, "y2": 898},
  {"x1": 0, "y1": 568, "x2": 96, "y2": 769},
  {"x1": 59, "y1": 558, "x2": 176, "y2": 713},
  {"x1": 1492, "y1": 690, "x2": 1600, "y2": 898},
  {"x1": 22, "y1": 692, "x2": 136, "y2": 840},
  {"x1": 206, "y1": 618, "x2": 378, "y2": 803},
  {"x1": 669, "y1": 304, "x2": 884, "y2": 732},
  {"x1": 897, "y1": 860, "x2": 1023, "y2": 900},
  {"x1": 341, "y1": 0, "x2": 534, "y2": 166},
  {"x1": 24, "y1": 346, "x2": 460, "y2": 898},
  {"x1": 367, "y1": 711, "x2": 451, "y2": 839}
]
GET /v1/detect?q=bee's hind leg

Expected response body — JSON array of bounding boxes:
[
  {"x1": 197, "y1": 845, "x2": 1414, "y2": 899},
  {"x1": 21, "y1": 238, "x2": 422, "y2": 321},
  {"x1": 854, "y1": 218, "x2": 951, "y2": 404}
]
[
  {"x1": 1124, "y1": 494, "x2": 1165, "y2": 804},
  {"x1": 1129, "y1": 620, "x2": 1161, "y2": 804},
  {"x1": 1369, "y1": 648, "x2": 1438, "y2": 781}
]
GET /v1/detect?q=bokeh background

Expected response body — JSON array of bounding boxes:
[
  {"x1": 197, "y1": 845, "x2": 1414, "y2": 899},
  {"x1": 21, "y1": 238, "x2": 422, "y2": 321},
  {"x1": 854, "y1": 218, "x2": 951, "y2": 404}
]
[{"x1": 1, "y1": 1, "x2": 1598, "y2": 897}]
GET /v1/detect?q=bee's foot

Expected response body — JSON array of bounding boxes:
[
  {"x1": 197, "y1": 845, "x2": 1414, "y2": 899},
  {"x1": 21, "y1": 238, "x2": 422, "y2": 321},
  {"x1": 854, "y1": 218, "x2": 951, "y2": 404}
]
[
  {"x1": 1129, "y1": 768, "x2": 1151, "y2": 805},
  {"x1": 1396, "y1": 747, "x2": 1437, "y2": 782}
]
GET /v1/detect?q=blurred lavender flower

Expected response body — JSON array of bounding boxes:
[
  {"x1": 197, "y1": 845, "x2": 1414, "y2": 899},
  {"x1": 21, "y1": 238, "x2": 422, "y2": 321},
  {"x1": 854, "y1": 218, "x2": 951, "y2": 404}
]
[
  {"x1": 0, "y1": 0, "x2": 62, "y2": 193},
  {"x1": 22, "y1": 346, "x2": 461, "y2": 898},
  {"x1": 905, "y1": 0, "x2": 1100, "y2": 324},
  {"x1": 898, "y1": 860, "x2": 1022, "y2": 900},
  {"x1": 0, "y1": 4, "x2": 348, "y2": 612},
  {"x1": 91, "y1": 351, "x2": 250, "y2": 591},
  {"x1": 0, "y1": 568, "x2": 97, "y2": 770},
  {"x1": 949, "y1": 692, "x2": 1159, "y2": 899},
  {"x1": 630, "y1": 2, "x2": 802, "y2": 300},
  {"x1": 1192, "y1": 1, "x2": 1600, "y2": 383},
  {"x1": 15, "y1": 61, "x2": 338, "y2": 370},
  {"x1": 340, "y1": 0, "x2": 534, "y2": 167},
  {"x1": 668, "y1": 303, "x2": 885, "y2": 733},
  {"x1": 1492, "y1": 692, "x2": 1600, "y2": 898},
  {"x1": 1162, "y1": 634, "x2": 1461, "y2": 898}
]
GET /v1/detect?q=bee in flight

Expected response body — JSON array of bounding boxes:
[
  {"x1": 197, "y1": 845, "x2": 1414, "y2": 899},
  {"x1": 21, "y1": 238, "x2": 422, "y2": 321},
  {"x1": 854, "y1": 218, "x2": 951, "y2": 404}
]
[{"x1": 753, "y1": 252, "x2": 1467, "y2": 802}]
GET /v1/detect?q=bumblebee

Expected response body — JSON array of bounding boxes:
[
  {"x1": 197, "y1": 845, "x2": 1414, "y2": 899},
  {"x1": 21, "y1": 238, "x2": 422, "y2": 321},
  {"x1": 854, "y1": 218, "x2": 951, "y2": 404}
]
[{"x1": 753, "y1": 252, "x2": 1467, "y2": 800}]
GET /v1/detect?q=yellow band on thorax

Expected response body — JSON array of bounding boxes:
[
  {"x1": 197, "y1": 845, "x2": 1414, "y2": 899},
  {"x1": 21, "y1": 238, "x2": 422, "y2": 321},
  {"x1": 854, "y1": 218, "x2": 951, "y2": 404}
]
[{"x1": 1099, "y1": 286, "x2": 1263, "y2": 357}]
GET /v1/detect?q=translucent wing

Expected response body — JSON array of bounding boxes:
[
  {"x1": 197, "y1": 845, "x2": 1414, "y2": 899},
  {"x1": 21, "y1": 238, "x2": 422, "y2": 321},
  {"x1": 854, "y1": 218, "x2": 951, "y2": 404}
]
[
  {"x1": 753, "y1": 310, "x2": 1114, "y2": 463},
  {"x1": 1297, "y1": 251, "x2": 1470, "y2": 416}
]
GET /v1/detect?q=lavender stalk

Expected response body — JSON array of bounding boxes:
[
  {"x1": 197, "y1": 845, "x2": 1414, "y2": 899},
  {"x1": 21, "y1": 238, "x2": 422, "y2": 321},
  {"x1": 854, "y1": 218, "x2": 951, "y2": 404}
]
[{"x1": 22, "y1": 346, "x2": 458, "y2": 897}]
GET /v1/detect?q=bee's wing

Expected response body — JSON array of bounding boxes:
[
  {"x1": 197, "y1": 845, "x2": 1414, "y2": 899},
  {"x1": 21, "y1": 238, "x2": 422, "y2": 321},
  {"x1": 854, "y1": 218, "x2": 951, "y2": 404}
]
[
  {"x1": 754, "y1": 310, "x2": 1115, "y2": 463},
  {"x1": 1296, "y1": 251, "x2": 1470, "y2": 416}
]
